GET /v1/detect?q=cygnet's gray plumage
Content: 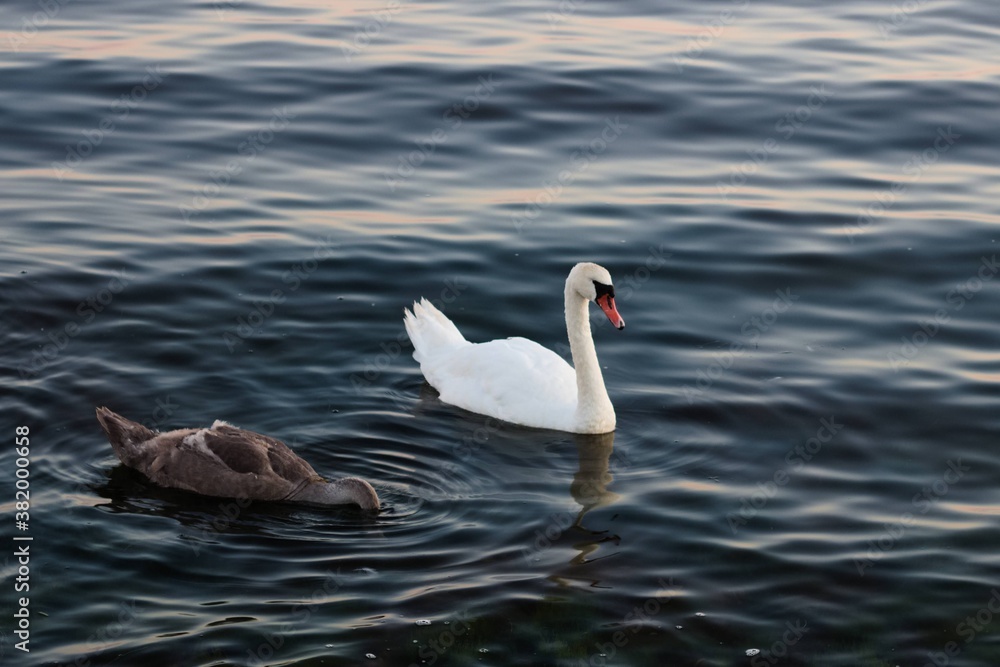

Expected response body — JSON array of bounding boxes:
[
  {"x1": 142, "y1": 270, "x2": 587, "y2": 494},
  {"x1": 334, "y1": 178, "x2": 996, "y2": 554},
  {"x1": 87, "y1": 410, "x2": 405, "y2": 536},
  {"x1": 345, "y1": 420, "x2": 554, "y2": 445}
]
[{"x1": 95, "y1": 407, "x2": 379, "y2": 511}]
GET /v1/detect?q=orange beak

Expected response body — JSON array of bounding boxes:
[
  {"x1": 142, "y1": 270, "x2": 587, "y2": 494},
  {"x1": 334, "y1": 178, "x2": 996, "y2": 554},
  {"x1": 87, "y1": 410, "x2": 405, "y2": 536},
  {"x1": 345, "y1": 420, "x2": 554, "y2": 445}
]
[{"x1": 596, "y1": 294, "x2": 625, "y2": 330}]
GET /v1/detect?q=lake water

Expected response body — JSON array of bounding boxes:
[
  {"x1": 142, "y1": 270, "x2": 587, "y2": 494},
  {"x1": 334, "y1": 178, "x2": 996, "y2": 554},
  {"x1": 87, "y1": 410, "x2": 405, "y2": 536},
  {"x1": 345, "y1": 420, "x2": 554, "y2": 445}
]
[{"x1": 2, "y1": 0, "x2": 999, "y2": 665}]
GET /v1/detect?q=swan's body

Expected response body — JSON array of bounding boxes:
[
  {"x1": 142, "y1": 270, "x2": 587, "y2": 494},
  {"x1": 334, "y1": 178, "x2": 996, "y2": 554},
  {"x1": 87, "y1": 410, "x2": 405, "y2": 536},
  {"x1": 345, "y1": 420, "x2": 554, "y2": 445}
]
[
  {"x1": 95, "y1": 407, "x2": 379, "y2": 511},
  {"x1": 404, "y1": 262, "x2": 625, "y2": 434}
]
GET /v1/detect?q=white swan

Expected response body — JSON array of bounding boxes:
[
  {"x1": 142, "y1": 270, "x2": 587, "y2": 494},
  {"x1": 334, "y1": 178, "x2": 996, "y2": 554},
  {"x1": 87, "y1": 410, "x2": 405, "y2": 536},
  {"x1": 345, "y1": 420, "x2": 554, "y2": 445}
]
[{"x1": 403, "y1": 262, "x2": 625, "y2": 434}]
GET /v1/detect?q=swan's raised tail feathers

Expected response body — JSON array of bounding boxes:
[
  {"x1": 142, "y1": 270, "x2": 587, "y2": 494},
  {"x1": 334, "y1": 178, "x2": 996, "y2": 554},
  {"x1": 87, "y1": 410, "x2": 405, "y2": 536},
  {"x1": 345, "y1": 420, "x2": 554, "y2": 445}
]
[
  {"x1": 96, "y1": 406, "x2": 157, "y2": 465},
  {"x1": 403, "y1": 298, "x2": 468, "y2": 363}
]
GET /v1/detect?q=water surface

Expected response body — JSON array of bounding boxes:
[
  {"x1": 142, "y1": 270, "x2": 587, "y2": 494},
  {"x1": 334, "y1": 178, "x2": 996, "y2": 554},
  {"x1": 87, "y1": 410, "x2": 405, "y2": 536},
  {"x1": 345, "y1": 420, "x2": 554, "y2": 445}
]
[{"x1": 1, "y1": 0, "x2": 999, "y2": 665}]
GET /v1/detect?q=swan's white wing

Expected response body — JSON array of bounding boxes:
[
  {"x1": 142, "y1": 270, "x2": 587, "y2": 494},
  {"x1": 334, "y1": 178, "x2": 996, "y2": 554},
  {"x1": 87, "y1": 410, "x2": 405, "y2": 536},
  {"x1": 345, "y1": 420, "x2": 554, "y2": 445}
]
[
  {"x1": 404, "y1": 298, "x2": 468, "y2": 363},
  {"x1": 418, "y1": 337, "x2": 578, "y2": 431}
]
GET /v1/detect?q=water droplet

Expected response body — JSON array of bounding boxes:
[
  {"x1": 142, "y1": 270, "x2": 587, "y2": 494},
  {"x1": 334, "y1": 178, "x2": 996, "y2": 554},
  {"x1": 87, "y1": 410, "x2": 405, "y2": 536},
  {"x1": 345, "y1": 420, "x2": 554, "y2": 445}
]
[
  {"x1": 365, "y1": 653, "x2": 376, "y2": 659},
  {"x1": 675, "y1": 625, "x2": 683, "y2": 629},
  {"x1": 695, "y1": 612, "x2": 706, "y2": 617},
  {"x1": 416, "y1": 619, "x2": 431, "y2": 626},
  {"x1": 746, "y1": 648, "x2": 760, "y2": 657},
  {"x1": 478, "y1": 648, "x2": 489, "y2": 653}
]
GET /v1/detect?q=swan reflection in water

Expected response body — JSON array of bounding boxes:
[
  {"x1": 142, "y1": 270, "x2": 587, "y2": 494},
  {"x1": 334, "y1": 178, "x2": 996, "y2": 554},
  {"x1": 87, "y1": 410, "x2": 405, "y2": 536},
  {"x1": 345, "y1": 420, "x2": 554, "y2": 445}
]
[
  {"x1": 571, "y1": 431, "x2": 624, "y2": 519},
  {"x1": 409, "y1": 384, "x2": 629, "y2": 575},
  {"x1": 564, "y1": 431, "x2": 628, "y2": 567}
]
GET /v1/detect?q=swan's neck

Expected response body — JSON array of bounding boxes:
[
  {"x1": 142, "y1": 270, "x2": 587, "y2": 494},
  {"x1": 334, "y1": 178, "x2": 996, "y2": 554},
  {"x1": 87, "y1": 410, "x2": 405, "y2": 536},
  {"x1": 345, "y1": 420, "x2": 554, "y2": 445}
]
[
  {"x1": 565, "y1": 287, "x2": 614, "y2": 431},
  {"x1": 290, "y1": 478, "x2": 379, "y2": 511}
]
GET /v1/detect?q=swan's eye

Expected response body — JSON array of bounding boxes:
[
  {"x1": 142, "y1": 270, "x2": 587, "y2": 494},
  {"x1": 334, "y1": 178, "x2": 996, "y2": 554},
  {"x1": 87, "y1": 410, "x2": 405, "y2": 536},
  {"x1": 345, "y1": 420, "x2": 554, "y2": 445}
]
[{"x1": 593, "y1": 281, "x2": 615, "y2": 299}]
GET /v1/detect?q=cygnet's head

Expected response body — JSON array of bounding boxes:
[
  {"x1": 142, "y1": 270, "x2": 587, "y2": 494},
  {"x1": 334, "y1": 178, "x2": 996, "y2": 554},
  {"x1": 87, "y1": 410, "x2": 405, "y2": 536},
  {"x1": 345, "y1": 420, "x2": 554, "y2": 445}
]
[
  {"x1": 297, "y1": 477, "x2": 380, "y2": 512},
  {"x1": 337, "y1": 477, "x2": 380, "y2": 512}
]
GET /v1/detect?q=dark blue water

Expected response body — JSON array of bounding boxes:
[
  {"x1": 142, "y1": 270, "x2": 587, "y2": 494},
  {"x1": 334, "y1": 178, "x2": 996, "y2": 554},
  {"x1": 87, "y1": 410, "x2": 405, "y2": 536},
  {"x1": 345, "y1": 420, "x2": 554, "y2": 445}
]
[{"x1": 2, "y1": 0, "x2": 999, "y2": 665}]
